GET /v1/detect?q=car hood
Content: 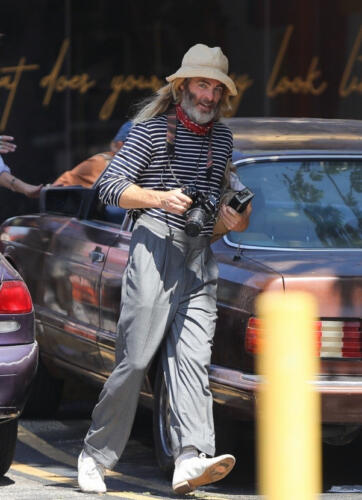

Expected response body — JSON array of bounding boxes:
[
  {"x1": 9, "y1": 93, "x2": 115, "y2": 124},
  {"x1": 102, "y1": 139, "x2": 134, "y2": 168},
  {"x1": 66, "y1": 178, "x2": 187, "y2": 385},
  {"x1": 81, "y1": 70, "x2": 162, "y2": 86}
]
[{"x1": 244, "y1": 249, "x2": 362, "y2": 317}]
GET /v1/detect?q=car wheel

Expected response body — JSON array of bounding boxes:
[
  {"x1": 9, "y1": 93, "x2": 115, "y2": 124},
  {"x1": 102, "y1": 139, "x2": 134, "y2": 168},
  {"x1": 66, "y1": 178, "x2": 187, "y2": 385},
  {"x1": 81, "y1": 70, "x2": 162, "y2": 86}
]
[
  {"x1": 23, "y1": 358, "x2": 64, "y2": 418},
  {"x1": 152, "y1": 361, "x2": 174, "y2": 475},
  {"x1": 0, "y1": 419, "x2": 18, "y2": 476}
]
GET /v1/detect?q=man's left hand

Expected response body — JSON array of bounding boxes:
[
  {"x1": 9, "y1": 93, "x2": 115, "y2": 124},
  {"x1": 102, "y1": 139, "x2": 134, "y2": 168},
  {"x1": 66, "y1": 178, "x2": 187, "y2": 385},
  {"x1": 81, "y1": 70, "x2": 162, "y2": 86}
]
[{"x1": 219, "y1": 202, "x2": 252, "y2": 232}]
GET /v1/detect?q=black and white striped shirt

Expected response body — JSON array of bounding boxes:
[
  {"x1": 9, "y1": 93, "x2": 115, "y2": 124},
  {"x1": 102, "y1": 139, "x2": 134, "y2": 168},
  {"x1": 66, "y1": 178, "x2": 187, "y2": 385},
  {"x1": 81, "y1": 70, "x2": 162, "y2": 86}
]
[{"x1": 98, "y1": 114, "x2": 233, "y2": 235}]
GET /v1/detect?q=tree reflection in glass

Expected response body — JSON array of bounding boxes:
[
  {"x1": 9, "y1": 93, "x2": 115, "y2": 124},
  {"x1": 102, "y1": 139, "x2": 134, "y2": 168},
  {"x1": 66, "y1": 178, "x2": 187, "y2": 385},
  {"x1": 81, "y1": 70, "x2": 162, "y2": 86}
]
[{"x1": 229, "y1": 159, "x2": 362, "y2": 249}]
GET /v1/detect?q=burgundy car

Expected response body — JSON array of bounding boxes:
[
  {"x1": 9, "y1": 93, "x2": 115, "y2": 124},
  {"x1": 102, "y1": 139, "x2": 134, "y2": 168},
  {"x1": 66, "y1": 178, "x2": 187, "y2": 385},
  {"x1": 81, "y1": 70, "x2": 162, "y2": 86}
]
[
  {"x1": 0, "y1": 254, "x2": 38, "y2": 476},
  {"x1": 0, "y1": 117, "x2": 360, "y2": 471}
]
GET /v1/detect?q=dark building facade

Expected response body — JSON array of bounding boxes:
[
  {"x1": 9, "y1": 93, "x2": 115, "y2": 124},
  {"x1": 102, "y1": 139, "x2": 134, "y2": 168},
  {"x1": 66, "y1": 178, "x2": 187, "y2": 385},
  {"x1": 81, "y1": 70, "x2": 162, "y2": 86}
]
[{"x1": 1, "y1": 0, "x2": 362, "y2": 221}]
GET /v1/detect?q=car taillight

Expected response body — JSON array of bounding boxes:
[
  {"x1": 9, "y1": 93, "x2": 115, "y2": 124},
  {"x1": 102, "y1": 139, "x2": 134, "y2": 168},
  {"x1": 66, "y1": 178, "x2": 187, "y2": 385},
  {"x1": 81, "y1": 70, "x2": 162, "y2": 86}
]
[
  {"x1": 0, "y1": 281, "x2": 33, "y2": 314},
  {"x1": 246, "y1": 317, "x2": 362, "y2": 358},
  {"x1": 317, "y1": 320, "x2": 362, "y2": 358},
  {"x1": 245, "y1": 317, "x2": 263, "y2": 354}
]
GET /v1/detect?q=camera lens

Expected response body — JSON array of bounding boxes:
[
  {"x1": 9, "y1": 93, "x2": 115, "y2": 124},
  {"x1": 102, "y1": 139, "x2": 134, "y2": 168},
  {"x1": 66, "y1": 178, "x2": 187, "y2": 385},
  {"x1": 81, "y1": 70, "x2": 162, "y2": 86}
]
[{"x1": 184, "y1": 207, "x2": 208, "y2": 237}]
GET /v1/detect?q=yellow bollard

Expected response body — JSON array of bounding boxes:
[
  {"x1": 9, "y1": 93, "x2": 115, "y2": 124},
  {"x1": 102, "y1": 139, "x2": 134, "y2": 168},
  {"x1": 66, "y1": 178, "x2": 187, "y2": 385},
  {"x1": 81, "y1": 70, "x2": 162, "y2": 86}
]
[{"x1": 256, "y1": 291, "x2": 321, "y2": 500}]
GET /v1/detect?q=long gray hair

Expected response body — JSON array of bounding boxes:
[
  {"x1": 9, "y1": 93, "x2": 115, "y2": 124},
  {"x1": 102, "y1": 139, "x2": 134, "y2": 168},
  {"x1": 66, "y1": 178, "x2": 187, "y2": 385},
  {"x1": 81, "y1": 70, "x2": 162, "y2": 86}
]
[{"x1": 132, "y1": 78, "x2": 232, "y2": 124}]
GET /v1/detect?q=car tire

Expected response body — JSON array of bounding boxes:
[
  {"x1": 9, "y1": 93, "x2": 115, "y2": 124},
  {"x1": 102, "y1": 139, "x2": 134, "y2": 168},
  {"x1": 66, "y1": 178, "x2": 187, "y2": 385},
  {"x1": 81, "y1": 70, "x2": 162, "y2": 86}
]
[
  {"x1": 152, "y1": 361, "x2": 174, "y2": 475},
  {"x1": 0, "y1": 419, "x2": 18, "y2": 476},
  {"x1": 23, "y1": 358, "x2": 64, "y2": 418}
]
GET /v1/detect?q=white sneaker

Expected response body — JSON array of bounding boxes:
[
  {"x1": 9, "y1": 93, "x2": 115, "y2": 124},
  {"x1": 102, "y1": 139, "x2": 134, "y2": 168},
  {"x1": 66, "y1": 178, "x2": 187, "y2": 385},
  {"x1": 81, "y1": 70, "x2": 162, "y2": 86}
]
[
  {"x1": 78, "y1": 450, "x2": 107, "y2": 493},
  {"x1": 172, "y1": 452, "x2": 235, "y2": 494}
]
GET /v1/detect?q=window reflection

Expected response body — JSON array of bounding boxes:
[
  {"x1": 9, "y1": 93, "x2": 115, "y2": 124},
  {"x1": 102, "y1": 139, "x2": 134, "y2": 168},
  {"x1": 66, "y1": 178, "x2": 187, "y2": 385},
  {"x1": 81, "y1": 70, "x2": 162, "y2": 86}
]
[{"x1": 229, "y1": 159, "x2": 362, "y2": 249}]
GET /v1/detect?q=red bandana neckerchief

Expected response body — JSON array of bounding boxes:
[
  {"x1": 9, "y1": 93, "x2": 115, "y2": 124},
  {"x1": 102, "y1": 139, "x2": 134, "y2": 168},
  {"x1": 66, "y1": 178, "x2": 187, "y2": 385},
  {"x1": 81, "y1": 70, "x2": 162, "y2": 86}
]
[{"x1": 176, "y1": 104, "x2": 213, "y2": 136}]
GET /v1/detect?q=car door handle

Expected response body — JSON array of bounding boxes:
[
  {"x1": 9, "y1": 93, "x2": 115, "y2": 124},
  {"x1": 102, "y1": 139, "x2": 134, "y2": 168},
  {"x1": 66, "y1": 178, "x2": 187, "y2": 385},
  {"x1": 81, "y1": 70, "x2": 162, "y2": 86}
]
[{"x1": 89, "y1": 247, "x2": 105, "y2": 263}]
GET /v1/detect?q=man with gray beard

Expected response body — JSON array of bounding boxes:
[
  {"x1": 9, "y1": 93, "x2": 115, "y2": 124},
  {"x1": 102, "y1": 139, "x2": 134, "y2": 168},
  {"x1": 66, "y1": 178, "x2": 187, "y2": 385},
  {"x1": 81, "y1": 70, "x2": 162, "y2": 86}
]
[{"x1": 77, "y1": 43, "x2": 251, "y2": 495}]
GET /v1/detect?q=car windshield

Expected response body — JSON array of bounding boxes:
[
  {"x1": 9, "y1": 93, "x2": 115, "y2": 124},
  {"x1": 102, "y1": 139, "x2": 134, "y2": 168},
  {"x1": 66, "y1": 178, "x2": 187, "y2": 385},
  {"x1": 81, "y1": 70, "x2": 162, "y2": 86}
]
[{"x1": 228, "y1": 158, "x2": 362, "y2": 249}]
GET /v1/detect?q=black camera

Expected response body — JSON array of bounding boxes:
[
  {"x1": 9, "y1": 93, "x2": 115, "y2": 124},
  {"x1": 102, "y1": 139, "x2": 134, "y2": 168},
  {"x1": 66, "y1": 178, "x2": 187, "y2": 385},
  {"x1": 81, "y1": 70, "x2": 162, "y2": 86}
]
[
  {"x1": 182, "y1": 185, "x2": 218, "y2": 237},
  {"x1": 228, "y1": 187, "x2": 254, "y2": 213}
]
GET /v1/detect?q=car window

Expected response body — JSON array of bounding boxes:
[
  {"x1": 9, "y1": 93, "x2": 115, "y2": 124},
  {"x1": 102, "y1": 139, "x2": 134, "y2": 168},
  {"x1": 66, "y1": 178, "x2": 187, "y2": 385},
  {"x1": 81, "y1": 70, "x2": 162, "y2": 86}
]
[{"x1": 228, "y1": 159, "x2": 362, "y2": 249}]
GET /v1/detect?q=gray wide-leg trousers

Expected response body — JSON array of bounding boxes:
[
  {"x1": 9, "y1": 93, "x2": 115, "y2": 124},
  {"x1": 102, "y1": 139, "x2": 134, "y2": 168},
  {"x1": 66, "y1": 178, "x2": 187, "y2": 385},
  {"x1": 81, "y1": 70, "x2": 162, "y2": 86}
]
[{"x1": 84, "y1": 214, "x2": 219, "y2": 469}]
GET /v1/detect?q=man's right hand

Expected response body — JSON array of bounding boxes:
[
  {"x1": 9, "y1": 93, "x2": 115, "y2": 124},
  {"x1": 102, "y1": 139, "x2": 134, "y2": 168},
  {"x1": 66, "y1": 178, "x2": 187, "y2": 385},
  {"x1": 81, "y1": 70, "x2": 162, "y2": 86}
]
[
  {"x1": 159, "y1": 188, "x2": 193, "y2": 215},
  {"x1": 0, "y1": 135, "x2": 17, "y2": 154},
  {"x1": 118, "y1": 184, "x2": 193, "y2": 213}
]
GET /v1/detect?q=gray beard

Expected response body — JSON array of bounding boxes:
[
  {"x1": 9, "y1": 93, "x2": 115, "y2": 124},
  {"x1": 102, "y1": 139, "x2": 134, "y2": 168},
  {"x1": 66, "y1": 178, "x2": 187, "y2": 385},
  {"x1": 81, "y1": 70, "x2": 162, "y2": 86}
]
[{"x1": 180, "y1": 89, "x2": 219, "y2": 124}]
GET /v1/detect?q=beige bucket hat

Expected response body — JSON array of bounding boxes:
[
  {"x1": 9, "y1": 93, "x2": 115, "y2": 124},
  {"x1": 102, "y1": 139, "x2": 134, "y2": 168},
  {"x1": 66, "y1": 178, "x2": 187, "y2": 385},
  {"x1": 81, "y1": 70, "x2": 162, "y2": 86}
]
[{"x1": 166, "y1": 43, "x2": 237, "y2": 96}]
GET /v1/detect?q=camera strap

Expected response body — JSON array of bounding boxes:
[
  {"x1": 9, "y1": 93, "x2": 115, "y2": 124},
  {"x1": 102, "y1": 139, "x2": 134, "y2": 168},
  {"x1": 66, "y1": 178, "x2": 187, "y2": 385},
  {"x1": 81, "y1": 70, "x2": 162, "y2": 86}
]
[{"x1": 166, "y1": 106, "x2": 214, "y2": 183}]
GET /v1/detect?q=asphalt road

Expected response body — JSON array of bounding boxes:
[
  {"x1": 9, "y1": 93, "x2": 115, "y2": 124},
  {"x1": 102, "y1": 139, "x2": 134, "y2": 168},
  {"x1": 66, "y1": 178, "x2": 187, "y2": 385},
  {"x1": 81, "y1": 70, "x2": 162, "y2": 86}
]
[{"x1": 1, "y1": 380, "x2": 362, "y2": 500}]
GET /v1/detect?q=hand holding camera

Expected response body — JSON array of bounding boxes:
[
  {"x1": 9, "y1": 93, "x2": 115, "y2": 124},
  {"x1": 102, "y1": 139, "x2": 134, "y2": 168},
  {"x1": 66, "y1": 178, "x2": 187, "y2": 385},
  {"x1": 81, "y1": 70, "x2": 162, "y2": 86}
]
[
  {"x1": 181, "y1": 185, "x2": 254, "y2": 237},
  {"x1": 159, "y1": 188, "x2": 193, "y2": 215},
  {"x1": 161, "y1": 184, "x2": 254, "y2": 238},
  {"x1": 219, "y1": 187, "x2": 254, "y2": 233}
]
